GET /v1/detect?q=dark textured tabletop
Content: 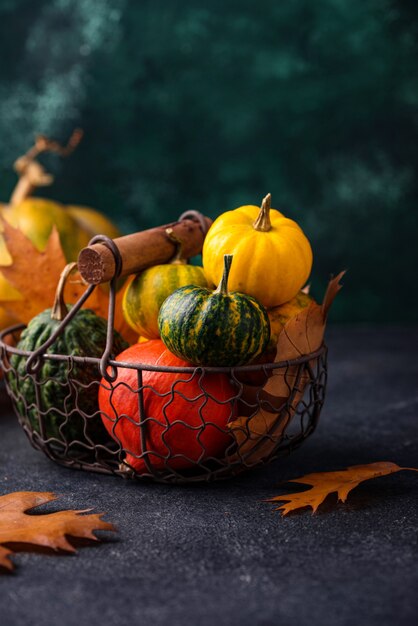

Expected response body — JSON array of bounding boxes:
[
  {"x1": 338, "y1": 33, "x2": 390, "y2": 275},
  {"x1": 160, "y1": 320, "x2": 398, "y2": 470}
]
[{"x1": 1, "y1": 327, "x2": 417, "y2": 626}]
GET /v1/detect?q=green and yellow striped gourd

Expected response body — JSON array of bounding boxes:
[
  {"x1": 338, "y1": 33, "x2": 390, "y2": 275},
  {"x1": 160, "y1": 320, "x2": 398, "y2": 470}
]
[
  {"x1": 122, "y1": 261, "x2": 208, "y2": 340},
  {"x1": 158, "y1": 254, "x2": 270, "y2": 367}
]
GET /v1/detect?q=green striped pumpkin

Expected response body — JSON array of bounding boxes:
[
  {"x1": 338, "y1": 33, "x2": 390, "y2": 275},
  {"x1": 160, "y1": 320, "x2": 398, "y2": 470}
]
[
  {"x1": 122, "y1": 262, "x2": 208, "y2": 339},
  {"x1": 158, "y1": 254, "x2": 270, "y2": 366},
  {"x1": 8, "y1": 308, "x2": 128, "y2": 446},
  {"x1": 8, "y1": 262, "x2": 129, "y2": 451}
]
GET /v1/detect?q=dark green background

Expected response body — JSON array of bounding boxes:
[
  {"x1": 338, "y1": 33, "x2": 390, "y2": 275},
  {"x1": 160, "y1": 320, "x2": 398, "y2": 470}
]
[{"x1": 0, "y1": 0, "x2": 417, "y2": 322}]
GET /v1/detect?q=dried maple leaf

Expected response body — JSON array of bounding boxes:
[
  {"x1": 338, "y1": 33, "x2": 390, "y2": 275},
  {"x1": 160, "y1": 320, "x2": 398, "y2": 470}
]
[
  {"x1": 0, "y1": 218, "x2": 67, "y2": 323},
  {"x1": 0, "y1": 491, "x2": 115, "y2": 572},
  {"x1": 0, "y1": 219, "x2": 136, "y2": 343},
  {"x1": 228, "y1": 272, "x2": 345, "y2": 464},
  {"x1": 263, "y1": 270, "x2": 346, "y2": 401},
  {"x1": 267, "y1": 462, "x2": 418, "y2": 515}
]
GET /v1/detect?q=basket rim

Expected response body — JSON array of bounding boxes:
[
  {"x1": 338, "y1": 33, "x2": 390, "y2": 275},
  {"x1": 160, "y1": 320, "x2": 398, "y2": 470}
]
[{"x1": 0, "y1": 323, "x2": 327, "y2": 374}]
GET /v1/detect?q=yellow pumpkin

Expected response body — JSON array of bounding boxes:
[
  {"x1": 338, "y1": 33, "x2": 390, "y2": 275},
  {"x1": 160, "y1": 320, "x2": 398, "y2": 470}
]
[
  {"x1": 0, "y1": 199, "x2": 121, "y2": 327},
  {"x1": 66, "y1": 205, "x2": 121, "y2": 241},
  {"x1": 202, "y1": 193, "x2": 313, "y2": 308},
  {"x1": 267, "y1": 290, "x2": 314, "y2": 354},
  {"x1": 1, "y1": 199, "x2": 120, "y2": 262}
]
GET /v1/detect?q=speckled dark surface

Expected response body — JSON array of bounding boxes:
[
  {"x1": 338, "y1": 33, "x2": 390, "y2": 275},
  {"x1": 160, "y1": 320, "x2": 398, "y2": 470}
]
[{"x1": 1, "y1": 326, "x2": 417, "y2": 626}]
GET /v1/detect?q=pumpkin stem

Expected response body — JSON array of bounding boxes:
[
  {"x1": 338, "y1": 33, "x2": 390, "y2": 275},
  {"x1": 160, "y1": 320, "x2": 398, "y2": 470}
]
[
  {"x1": 214, "y1": 254, "x2": 233, "y2": 296},
  {"x1": 253, "y1": 193, "x2": 272, "y2": 232},
  {"x1": 51, "y1": 262, "x2": 78, "y2": 321},
  {"x1": 9, "y1": 129, "x2": 83, "y2": 206},
  {"x1": 165, "y1": 228, "x2": 187, "y2": 265}
]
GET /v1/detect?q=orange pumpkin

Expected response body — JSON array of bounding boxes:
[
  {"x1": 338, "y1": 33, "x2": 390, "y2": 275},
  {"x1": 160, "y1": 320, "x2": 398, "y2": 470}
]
[{"x1": 98, "y1": 340, "x2": 237, "y2": 473}]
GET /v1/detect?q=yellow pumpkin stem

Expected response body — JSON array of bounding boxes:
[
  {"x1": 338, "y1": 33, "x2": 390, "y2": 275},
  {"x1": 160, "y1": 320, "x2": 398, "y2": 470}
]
[
  {"x1": 214, "y1": 254, "x2": 233, "y2": 296},
  {"x1": 253, "y1": 193, "x2": 272, "y2": 232},
  {"x1": 51, "y1": 262, "x2": 78, "y2": 321},
  {"x1": 9, "y1": 129, "x2": 83, "y2": 207}
]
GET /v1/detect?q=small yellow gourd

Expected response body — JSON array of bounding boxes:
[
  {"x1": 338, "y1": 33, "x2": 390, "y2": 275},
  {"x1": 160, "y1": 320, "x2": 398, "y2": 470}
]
[
  {"x1": 202, "y1": 193, "x2": 313, "y2": 308},
  {"x1": 122, "y1": 232, "x2": 208, "y2": 340},
  {"x1": 266, "y1": 290, "x2": 314, "y2": 355}
]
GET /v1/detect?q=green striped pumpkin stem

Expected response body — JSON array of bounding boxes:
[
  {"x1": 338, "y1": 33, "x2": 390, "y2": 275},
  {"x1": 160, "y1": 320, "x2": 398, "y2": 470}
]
[{"x1": 214, "y1": 254, "x2": 233, "y2": 295}]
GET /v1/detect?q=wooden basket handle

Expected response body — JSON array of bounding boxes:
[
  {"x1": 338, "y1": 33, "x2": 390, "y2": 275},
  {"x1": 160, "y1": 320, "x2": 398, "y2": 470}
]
[{"x1": 77, "y1": 211, "x2": 212, "y2": 285}]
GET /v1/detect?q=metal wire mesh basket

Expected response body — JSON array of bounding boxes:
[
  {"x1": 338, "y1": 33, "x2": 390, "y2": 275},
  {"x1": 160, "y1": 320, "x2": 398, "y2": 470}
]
[{"x1": 0, "y1": 235, "x2": 327, "y2": 484}]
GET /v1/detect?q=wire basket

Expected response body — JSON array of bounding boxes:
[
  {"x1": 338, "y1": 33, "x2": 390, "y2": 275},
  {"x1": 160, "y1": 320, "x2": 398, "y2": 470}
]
[{"x1": 0, "y1": 235, "x2": 327, "y2": 484}]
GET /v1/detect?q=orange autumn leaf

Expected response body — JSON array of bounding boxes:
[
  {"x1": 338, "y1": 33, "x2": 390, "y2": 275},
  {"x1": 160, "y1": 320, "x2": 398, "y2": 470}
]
[
  {"x1": 0, "y1": 491, "x2": 115, "y2": 572},
  {"x1": 0, "y1": 219, "x2": 136, "y2": 343},
  {"x1": 0, "y1": 217, "x2": 108, "y2": 323},
  {"x1": 228, "y1": 272, "x2": 345, "y2": 465},
  {"x1": 0, "y1": 218, "x2": 67, "y2": 323},
  {"x1": 267, "y1": 462, "x2": 418, "y2": 516}
]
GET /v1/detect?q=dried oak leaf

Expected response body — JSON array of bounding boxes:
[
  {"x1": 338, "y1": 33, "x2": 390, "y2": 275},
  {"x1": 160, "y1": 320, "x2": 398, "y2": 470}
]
[
  {"x1": 228, "y1": 272, "x2": 345, "y2": 465},
  {"x1": 267, "y1": 461, "x2": 418, "y2": 515},
  {"x1": 0, "y1": 491, "x2": 115, "y2": 572},
  {"x1": 0, "y1": 218, "x2": 136, "y2": 343}
]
